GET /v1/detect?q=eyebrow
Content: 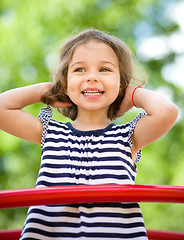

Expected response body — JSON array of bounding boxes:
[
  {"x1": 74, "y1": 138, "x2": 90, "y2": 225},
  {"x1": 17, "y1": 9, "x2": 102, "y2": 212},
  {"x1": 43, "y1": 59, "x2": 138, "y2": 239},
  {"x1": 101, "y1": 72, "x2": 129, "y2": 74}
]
[
  {"x1": 101, "y1": 61, "x2": 118, "y2": 69},
  {"x1": 70, "y1": 61, "x2": 84, "y2": 68},
  {"x1": 70, "y1": 61, "x2": 118, "y2": 69}
]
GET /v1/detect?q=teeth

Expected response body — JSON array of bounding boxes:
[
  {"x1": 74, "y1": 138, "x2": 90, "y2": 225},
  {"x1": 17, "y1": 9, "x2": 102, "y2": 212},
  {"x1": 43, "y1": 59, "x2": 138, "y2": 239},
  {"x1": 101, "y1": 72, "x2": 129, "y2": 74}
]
[{"x1": 83, "y1": 91, "x2": 103, "y2": 96}]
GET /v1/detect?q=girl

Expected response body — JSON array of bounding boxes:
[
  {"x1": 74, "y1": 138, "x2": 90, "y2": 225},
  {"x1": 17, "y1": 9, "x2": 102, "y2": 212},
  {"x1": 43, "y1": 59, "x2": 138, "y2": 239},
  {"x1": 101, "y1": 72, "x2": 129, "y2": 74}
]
[{"x1": 0, "y1": 29, "x2": 178, "y2": 240}]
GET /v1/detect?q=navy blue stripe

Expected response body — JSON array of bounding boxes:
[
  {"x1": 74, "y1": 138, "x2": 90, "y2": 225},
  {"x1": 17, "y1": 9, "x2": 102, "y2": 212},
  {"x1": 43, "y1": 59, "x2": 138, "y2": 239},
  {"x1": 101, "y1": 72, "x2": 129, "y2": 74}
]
[
  {"x1": 49, "y1": 120, "x2": 69, "y2": 129},
  {"x1": 43, "y1": 202, "x2": 140, "y2": 209},
  {"x1": 40, "y1": 163, "x2": 131, "y2": 171},
  {"x1": 39, "y1": 164, "x2": 135, "y2": 181},
  {"x1": 50, "y1": 119, "x2": 130, "y2": 130},
  {"x1": 105, "y1": 132, "x2": 129, "y2": 138},
  {"x1": 41, "y1": 155, "x2": 135, "y2": 172},
  {"x1": 76, "y1": 202, "x2": 140, "y2": 209},
  {"x1": 79, "y1": 211, "x2": 143, "y2": 219},
  {"x1": 44, "y1": 137, "x2": 130, "y2": 147},
  {"x1": 50, "y1": 120, "x2": 130, "y2": 131},
  {"x1": 36, "y1": 181, "x2": 78, "y2": 187},
  {"x1": 46, "y1": 130, "x2": 129, "y2": 139},
  {"x1": 27, "y1": 218, "x2": 79, "y2": 227},
  {"x1": 28, "y1": 208, "x2": 80, "y2": 218},
  {"x1": 28, "y1": 203, "x2": 140, "y2": 218},
  {"x1": 42, "y1": 155, "x2": 131, "y2": 162},
  {"x1": 43, "y1": 139, "x2": 129, "y2": 150},
  {"x1": 38, "y1": 171, "x2": 130, "y2": 181},
  {"x1": 42, "y1": 155, "x2": 67, "y2": 160},
  {"x1": 47, "y1": 129, "x2": 70, "y2": 137},
  {"x1": 43, "y1": 146, "x2": 130, "y2": 154},
  {"x1": 26, "y1": 217, "x2": 144, "y2": 229}
]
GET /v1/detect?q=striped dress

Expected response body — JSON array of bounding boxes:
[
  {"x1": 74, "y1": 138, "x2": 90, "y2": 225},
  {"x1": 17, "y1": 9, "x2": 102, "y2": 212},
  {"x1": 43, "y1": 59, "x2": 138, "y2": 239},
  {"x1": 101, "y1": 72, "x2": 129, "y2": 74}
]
[{"x1": 20, "y1": 106, "x2": 148, "y2": 240}]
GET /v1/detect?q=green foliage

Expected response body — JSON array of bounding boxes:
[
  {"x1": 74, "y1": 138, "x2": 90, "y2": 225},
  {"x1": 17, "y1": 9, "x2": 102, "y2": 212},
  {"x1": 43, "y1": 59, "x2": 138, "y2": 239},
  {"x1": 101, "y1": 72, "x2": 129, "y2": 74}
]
[{"x1": 0, "y1": 0, "x2": 183, "y2": 232}]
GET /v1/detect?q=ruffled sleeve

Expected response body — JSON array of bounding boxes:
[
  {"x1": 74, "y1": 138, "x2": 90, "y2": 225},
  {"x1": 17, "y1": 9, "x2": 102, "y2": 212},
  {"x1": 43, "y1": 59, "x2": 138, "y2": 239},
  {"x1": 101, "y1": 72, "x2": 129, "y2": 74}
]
[
  {"x1": 128, "y1": 111, "x2": 146, "y2": 166},
  {"x1": 38, "y1": 105, "x2": 52, "y2": 148}
]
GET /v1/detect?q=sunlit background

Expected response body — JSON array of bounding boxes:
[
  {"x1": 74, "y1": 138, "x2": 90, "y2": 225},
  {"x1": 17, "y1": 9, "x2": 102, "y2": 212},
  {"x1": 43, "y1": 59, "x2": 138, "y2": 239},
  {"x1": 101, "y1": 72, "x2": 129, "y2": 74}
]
[{"x1": 0, "y1": 0, "x2": 183, "y2": 233}]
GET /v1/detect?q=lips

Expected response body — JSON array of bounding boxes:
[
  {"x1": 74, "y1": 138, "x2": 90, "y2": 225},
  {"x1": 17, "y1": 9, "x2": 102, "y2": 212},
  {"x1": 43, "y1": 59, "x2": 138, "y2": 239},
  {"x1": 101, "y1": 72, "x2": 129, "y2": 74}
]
[{"x1": 81, "y1": 89, "x2": 104, "y2": 96}]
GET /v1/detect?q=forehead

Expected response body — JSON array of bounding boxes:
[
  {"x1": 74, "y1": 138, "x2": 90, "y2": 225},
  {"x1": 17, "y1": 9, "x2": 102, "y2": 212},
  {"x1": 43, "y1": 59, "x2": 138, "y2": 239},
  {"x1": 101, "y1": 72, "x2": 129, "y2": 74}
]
[{"x1": 70, "y1": 40, "x2": 119, "y2": 64}]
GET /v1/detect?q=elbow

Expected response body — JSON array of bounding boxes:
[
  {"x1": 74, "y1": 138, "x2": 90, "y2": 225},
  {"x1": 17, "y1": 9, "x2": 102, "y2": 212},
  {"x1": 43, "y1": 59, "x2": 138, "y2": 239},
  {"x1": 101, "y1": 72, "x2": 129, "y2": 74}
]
[
  {"x1": 163, "y1": 102, "x2": 178, "y2": 127},
  {"x1": 169, "y1": 103, "x2": 178, "y2": 120}
]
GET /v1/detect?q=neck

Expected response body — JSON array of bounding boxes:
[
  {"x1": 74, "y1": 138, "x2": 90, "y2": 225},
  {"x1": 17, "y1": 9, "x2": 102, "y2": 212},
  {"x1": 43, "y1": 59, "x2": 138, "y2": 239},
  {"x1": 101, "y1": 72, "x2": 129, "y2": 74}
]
[{"x1": 72, "y1": 110, "x2": 111, "y2": 131}]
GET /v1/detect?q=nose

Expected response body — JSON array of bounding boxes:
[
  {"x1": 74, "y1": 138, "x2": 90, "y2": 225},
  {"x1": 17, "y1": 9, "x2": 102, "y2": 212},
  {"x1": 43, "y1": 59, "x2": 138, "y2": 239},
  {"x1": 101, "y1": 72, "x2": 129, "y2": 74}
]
[{"x1": 85, "y1": 70, "x2": 98, "y2": 82}]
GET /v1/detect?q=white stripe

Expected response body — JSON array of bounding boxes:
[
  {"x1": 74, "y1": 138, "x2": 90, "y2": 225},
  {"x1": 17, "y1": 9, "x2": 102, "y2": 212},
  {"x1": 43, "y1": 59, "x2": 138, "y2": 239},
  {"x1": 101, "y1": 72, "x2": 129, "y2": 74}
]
[
  {"x1": 28, "y1": 204, "x2": 142, "y2": 215},
  {"x1": 78, "y1": 206, "x2": 142, "y2": 214},
  {"x1": 26, "y1": 212, "x2": 144, "y2": 225},
  {"x1": 45, "y1": 134, "x2": 129, "y2": 143},
  {"x1": 21, "y1": 232, "x2": 147, "y2": 240},
  {"x1": 42, "y1": 150, "x2": 132, "y2": 160},
  {"x1": 21, "y1": 222, "x2": 80, "y2": 233},
  {"x1": 41, "y1": 158, "x2": 134, "y2": 168},
  {"x1": 22, "y1": 221, "x2": 146, "y2": 234},
  {"x1": 36, "y1": 176, "x2": 134, "y2": 185},
  {"x1": 43, "y1": 141, "x2": 131, "y2": 150},
  {"x1": 39, "y1": 159, "x2": 136, "y2": 178},
  {"x1": 20, "y1": 232, "x2": 57, "y2": 240},
  {"x1": 38, "y1": 167, "x2": 134, "y2": 176}
]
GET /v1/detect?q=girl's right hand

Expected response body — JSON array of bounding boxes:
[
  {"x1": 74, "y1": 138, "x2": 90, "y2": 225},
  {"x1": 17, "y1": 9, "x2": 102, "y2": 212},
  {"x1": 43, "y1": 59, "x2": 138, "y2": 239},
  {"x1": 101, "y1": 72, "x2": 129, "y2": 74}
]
[
  {"x1": 51, "y1": 102, "x2": 72, "y2": 109},
  {"x1": 41, "y1": 82, "x2": 73, "y2": 109},
  {"x1": 0, "y1": 82, "x2": 73, "y2": 146}
]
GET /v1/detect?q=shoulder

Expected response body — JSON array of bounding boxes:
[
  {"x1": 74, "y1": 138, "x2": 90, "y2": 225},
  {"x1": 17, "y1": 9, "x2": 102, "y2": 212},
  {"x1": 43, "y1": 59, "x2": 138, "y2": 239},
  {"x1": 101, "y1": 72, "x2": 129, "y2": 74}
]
[
  {"x1": 112, "y1": 111, "x2": 146, "y2": 133},
  {"x1": 48, "y1": 119, "x2": 70, "y2": 131}
]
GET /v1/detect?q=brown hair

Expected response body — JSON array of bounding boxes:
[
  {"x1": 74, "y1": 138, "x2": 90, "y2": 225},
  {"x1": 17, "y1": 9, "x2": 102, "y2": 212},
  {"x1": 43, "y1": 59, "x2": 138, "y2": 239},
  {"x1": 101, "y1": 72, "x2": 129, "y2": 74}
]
[{"x1": 41, "y1": 29, "x2": 146, "y2": 120}]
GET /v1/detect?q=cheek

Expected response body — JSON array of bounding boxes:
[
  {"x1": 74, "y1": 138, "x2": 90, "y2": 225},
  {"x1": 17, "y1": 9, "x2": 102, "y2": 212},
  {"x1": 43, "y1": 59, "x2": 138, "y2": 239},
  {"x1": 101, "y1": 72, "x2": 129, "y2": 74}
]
[
  {"x1": 111, "y1": 76, "x2": 121, "y2": 95},
  {"x1": 66, "y1": 75, "x2": 74, "y2": 94},
  {"x1": 66, "y1": 78, "x2": 79, "y2": 104},
  {"x1": 66, "y1": 84, "x2": 74, "y2": 98},
  {"x1": 114, "y1": 86, "x2": 121, "y2": 101},
  {"x1": 106, "y1": 82, "x2": 120, "y2": 104}
]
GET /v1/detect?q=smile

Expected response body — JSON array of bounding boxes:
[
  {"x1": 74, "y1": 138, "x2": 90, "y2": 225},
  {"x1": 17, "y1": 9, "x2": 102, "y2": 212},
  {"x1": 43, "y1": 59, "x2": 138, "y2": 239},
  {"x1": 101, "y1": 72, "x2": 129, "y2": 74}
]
[{"x1": 82, "y1": 90, "x2": 104, "y2": 96}]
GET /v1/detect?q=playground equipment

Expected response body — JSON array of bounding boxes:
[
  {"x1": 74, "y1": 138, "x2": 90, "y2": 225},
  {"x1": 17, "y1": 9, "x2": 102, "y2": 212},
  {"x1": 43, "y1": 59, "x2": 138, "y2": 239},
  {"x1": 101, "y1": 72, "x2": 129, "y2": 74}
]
[{"x1": 0, "y1": 184, "x2": 184, "y2": 240}]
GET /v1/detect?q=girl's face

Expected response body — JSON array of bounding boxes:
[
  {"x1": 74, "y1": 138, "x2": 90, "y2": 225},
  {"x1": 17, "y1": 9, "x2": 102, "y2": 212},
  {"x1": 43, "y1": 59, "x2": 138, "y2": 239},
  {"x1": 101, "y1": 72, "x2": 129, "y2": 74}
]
[{"x1": 67, "y1": 40, "x2": 120, "y2": 117}]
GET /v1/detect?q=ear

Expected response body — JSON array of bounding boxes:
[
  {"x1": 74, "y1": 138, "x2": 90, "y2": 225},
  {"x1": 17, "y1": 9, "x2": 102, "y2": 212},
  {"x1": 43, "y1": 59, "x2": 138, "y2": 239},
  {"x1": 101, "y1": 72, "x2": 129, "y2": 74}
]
[
  {"x1": 62, "y1": 86, "x2": 68, "y2": 95},
  {"x1": 65, "y1": 89, "x2": 68, "y2": 95},
  {"x1": 119, "y1": 83, "x2": 124, "y2": 95}
]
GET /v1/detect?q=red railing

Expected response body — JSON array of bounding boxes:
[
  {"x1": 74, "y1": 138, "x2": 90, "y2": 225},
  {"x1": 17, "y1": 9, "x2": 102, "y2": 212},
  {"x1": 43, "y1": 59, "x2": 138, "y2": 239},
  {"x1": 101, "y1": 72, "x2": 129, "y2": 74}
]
[{"x1": 0, "y1": 185, "x2": 184, "y2": 240}]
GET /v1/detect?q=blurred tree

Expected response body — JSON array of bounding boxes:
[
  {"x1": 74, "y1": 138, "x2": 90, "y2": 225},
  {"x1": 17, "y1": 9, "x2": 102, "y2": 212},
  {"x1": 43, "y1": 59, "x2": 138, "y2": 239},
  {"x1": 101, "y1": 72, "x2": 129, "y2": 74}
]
[{"x1": 0, "y1": 0, "x2": 183, "y2": 232}]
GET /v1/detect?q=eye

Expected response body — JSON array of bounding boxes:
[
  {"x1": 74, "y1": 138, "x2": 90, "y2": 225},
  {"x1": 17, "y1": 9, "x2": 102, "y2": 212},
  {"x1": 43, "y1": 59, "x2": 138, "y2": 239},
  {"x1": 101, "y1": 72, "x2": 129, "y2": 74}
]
[
  {"x1": 74, "y1": 68, "x2": 85, "y2": 72},
  {"x1": 100, "y1": 67, "x2": 111, "y2": 72}
]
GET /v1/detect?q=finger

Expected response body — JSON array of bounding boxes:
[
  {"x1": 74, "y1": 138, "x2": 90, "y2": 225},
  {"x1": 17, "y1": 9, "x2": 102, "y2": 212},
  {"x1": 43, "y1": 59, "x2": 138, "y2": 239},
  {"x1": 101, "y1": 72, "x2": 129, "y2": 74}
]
[{"x1": 52, "y1": 102, "x2": 73, "y2": 108}]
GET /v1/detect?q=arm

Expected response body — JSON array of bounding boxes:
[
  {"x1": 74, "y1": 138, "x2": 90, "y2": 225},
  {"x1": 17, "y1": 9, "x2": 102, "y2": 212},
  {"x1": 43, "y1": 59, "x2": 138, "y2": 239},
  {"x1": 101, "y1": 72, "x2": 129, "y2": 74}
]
[
  {"x1": 117, "y1": 86, "x2": 178, "y2": 156},
  {"x1": 0, "y1": 83, "x2": 71, "y2": 145}
]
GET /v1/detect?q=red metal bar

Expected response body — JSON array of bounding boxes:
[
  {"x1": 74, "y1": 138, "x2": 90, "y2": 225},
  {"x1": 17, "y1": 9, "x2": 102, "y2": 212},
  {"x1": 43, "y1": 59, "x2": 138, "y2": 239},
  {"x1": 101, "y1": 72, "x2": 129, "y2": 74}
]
[
  {"x1": 0, "y1": 229, "x2": 184, "y2": 240},
  {"x1": 0, "y1": 229, "x2": 21, "y2": 240},
  {"x1": 147, "y1": 229, "x2": 184, "y2": 240},
  {"x1": 0, "y1": 185, "x2": 184, "y2": 239},
  {"x1": 0, "y1": 184, "x2": 184, "y2": 209}
]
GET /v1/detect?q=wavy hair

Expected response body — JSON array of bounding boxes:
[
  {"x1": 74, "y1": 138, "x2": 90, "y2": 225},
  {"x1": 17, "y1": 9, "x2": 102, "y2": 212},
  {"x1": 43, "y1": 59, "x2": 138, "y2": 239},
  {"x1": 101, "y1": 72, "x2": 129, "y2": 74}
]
[{"x1": 41, "y1": 29, "x2": 147, "y2": 120}]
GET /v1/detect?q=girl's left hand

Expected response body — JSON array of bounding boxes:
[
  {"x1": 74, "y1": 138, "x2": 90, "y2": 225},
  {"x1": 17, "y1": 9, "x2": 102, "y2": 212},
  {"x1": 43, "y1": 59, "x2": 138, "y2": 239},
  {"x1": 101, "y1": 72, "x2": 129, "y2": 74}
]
[{"x1": 117, "y1": 86, "x2": 135, "y2": 116}]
